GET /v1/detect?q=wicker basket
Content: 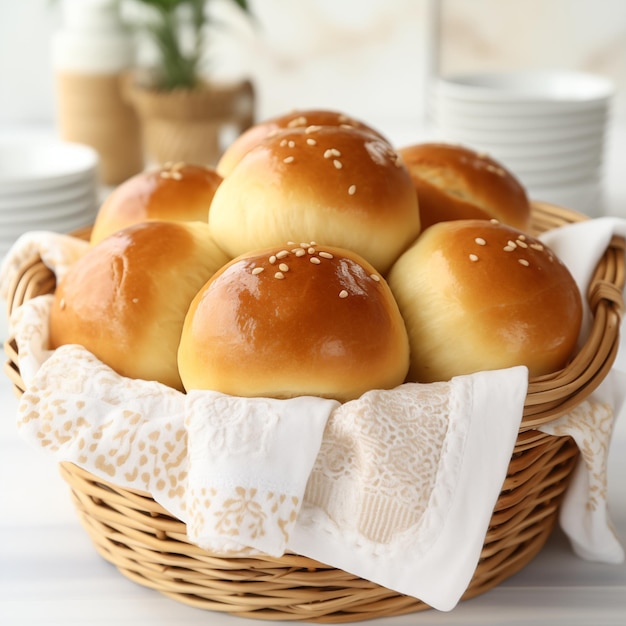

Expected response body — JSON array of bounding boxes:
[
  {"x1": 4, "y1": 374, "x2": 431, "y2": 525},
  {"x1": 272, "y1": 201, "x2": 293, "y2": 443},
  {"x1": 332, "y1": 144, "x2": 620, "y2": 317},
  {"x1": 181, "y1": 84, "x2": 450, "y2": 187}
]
[{"x1": 3, "y1": 202, "x2": 625, "y2": 622}]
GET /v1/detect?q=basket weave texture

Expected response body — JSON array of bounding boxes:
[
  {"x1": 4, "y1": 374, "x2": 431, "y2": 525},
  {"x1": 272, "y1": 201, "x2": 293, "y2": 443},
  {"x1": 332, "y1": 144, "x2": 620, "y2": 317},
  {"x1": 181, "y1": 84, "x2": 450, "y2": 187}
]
[{"x1": 3, "y1": 202, "x2": 625, "y2": 623}]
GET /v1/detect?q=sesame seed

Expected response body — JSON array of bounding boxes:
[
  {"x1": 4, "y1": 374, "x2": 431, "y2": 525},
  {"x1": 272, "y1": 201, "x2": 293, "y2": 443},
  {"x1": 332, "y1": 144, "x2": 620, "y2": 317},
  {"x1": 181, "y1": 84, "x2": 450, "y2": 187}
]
[
  {"x1": 283, "y1": 156, "x2": 295, "y2": 164},
  {"x1": 160, "y1": 171, "x2": 171, "y2": 179},
  {"x1": 518, "y1": 259, "x2": 530, "y2": 267},
  {"x1": 370, "y1": 274, "x2": 380, "y2": 282},
  {"x1": 333, "y1": 159, "x2": 342, "y2": 169},
  {"x1": 274, "y1": 271, "x2": 285, "y2": 279},
  {"x1": 172, "y1": 161, "x2": 185, "y2": 170},
  {"x1": 305, "y1": 125, "x2": 321, "y2": 133},
  {"x1": 269, "y1": 255, "x2": 277, "y2": 264},
  {"x1": 469, "y1": 254, "x2": 479, "y2": 262},
  {"x1": 474, "y1": 237, "x2": 487, "y2": 246},
  {"x1": 503, "y1": 245, "x2": 516, "y2": 252},
  {"x1": 310, "y1": 257, "x2": 321, "y2": 264},
  {"x1": 171, "y1": 171, "x2": 183, "y2": 180},
  {"x1": 252, "y1": 267, "x2": 264, "y2": 275},
  {"x1": 516, "y1": 240, "x2": 528, "y2": 248},
  {"x1": 288, "y1": 140, "x2": 295, "y2": 148},
  {"x1": 310, "y1": 241, "x2": 317, "y2": 245},
  {"x1": 507, "y1": 240, "x2": 517, "y2": 249},
  {"x1": 348, "y1": 185, "x2": 356, "y2": 195},
  {"x1": 294, "y1": 248, "x2": 306, "y2": 257},
  {"x1": 280, "y1": 139, "x2": 288, "y2": 147},
  {"x1": 490, "y1": 218, "x2": 500, "y2": 224},
  {"x1": 132, "y1": 298, "x2": 139, "y2": 304},
  {"x1": 518, "y1": 234, "x2": 527, "y2": 240},
  {"x1": 308, "y1": 247, "x2": 316, "y2": 254},
  {"x1": 279, "y1": 263, "x2": 289, "y2": 272},
  {"x1": 530, "y1": 243, "x2": 544, "y2": 251},
  {"x1": 339, "y1": 290, "x2": 349, "y2": 298},
  {"x1": 318, "y1": 251, "x2": 334, "y2": 259},
  {"x1": 306, "y1": 138, "x2": 317, "y2": 146},
  {"x1": 59, "y1": 298, "x2": 66, "y2": 310},
  {"x1": 276, "y1": 250, "x2": 290, "y2": 259}
]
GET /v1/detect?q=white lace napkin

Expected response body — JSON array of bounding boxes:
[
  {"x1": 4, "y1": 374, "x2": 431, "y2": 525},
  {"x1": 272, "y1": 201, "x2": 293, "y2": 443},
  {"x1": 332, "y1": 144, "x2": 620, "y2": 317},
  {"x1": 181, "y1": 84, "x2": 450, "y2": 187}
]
[
  {"x1": 537, "y1": 216, "x2": 626, "y2": 564},
  {"x1": 2, "y1": 216, "x2": 625, "y2": 611}
]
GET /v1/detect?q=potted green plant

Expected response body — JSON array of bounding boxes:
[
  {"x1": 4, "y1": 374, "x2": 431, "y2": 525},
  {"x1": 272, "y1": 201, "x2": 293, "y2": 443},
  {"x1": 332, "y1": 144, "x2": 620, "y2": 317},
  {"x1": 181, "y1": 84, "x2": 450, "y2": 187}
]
[{"x1": 124, "y1": 0, "x2": 255, "y2": 166}]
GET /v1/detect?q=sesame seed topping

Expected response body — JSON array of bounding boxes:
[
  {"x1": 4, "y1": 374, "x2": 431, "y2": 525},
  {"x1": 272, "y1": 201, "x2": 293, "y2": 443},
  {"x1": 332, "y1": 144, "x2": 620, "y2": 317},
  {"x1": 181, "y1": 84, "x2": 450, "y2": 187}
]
[
  {"x1": 300, "y1": 242, "x2": 309, "y2": 248},
  {"x1": 307, "y1": 247, "x2": 316, "y2": 254},
  {"x1": 59, "y1": 298, "x2": 66, "y2": 310},
  {"x1": 287, "y1": 116, "x2": 307, "y2": 127},
  {"x1": 280, "y1": 139, "x2": 288, "y2": 147},
  {"x1": 306, "y1": 138, "x2": 317, "y2": 146},
  {"x1": 339, "y1": 290, "x2": 349, "y2": 298},
  {"x1": 310, "y1": 241, "x2": 317, "y2": 245},
  {"x1": 348, "y1": 184, "x2": 357, "y2": 195},
  {"x1": 283, "y1": 156, "x2": 295, "y2": 164},
  {"x1": 516, "y1": 240, "x2": 528, "y2": 248},
  {"x1": 294, "y1": 248, "x2": 306, "y2": 257},
  {"x1": 160, "y1": 171, "x2": 171, "y2": 179},
  {"x1": 269, "y1": 255, "x2": 277, "y2": 264},
  {"x1": 503, "y1": 245, "x2": 516, "y2": 252},
  {"x1": 305, "y1": 125, "x2": 321, "y2": 133},
  {"x1": 518, "y1": 259, "x2": 530, "y2": 267},
  {"x1": 507, "y1": 240, "x2": 517, "y2": 249},
  {"x1": 274, "y1": 271, "x2": 285, "y2": 279},
  {"x1": 475, "y1": 237, "x2": 487, "y2": 246},
  {"x1": 310, "y1": 257, "x2": 321, "y2": 264},
  {"x1": 490, "y1": 218, "x2": 500, "y2": 224},
  {"x1": 252, "y1": 267, "x2": 264, "y2": 275},
  {"x1": 276, "y1": 250, "x2": 290, "y2": 259},
  {"x1": 288, "y1": 140, "x2": 295, "y2": 148},
  {"x1": 333, "y1": 159, "x2": 343, "y2": 169},
  {"x1": 171, "y1": 171, "x2": 182, "y2": 180},
  {"x1": 469, "y1": 254, "x2": 479, "y2": 262},
  {"x1": 318, "y1": 251, "x2": 334, "y2": 259},
  {"x1": 518, "y1": 234, "x2": 527, "y2": 240},
  {"x1": 132, "y1": 298, "x2": 139, "y2": 304},
  {"x1": 279, "y1": 263, "x2": 289, "y2": 272},
  {"x1": 324, "y1": 148, "x2": 341, "y2": 158},
  {"x1": 370, "y1": 274, "x2": 380, "y2": 282},
  {"x1": 530, "y1": 243, "x2": 544, "y2": 251}
]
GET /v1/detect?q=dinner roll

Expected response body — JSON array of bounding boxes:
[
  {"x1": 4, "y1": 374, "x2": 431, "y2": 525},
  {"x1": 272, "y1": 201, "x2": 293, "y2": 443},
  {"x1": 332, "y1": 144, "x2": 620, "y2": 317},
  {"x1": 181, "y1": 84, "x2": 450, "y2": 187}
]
[
  {"x1": 50, "y1": 221, "x2": 230, "y2": 390},
  {"x1": 398, "y1": 142, "x2": 531, "y2": 231},
  {"x1": 216, "y1": 108, "x2": 389, "y2": 177},
  {"x1": 90, "y1": 162, "x2": 222, "y2": 244},
  {"x1": 387, "y1": 219, "x2": 582, "y2": 383},
  {"x1": 209, "y1": 125, "x2": 421, "y2": 274},
  {"x1": 178, "y1": 242, "x2": 410, "y2": 402}
]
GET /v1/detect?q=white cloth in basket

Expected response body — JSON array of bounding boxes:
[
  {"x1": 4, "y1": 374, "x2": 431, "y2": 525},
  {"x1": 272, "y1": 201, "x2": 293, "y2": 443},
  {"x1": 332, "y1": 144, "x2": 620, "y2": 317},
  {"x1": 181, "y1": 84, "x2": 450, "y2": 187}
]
[{"x1": 2, "y1": 216, "x2": 626, "y2": 611}]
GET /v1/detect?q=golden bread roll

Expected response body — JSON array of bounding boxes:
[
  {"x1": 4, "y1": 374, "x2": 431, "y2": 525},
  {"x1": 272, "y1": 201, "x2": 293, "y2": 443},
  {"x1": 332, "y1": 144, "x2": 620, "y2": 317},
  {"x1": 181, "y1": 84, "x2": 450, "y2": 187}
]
[
  {"x1": 50, "y1": 221, "x2": 230, "y2": 390},
  {"x1": 398, "y1": 142, "x2": 531, "y2": 231},
  {"x1": 208, "y1": 125, "x2": 421, "y2": 274},
  {"x1": 216, "y1": 108, "x2": 389, "y2": 177},
  {"x1": 178, "y1": 242, "x2": 410, "y2": 402},
  {"x1": 90, "y1": 163, "x2": 222, "y2": 245},
  {"x1": 387, "y1": 219, "x2": 582, "y2": 383}
]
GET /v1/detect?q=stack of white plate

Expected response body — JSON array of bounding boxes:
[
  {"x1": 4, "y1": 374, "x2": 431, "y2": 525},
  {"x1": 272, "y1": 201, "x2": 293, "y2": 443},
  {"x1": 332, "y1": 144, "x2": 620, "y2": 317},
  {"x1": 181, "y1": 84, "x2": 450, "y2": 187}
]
[
  {"x1": 0, "y1": 139, "x2": 99, "y2": 263},
  {"x1": 430, "y1": 70, "x2": 615, "y2": 215}
]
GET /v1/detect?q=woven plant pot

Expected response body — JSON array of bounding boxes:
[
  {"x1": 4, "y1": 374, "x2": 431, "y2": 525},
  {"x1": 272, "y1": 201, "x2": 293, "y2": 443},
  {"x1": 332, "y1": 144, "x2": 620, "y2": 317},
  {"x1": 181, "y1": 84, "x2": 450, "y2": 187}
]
[
  {"x1": 124, "y1": 75, "x2": 255, "y2": 167},
  {"x1": 3, "y1": 202, "x2": 625, "y2": 622}
]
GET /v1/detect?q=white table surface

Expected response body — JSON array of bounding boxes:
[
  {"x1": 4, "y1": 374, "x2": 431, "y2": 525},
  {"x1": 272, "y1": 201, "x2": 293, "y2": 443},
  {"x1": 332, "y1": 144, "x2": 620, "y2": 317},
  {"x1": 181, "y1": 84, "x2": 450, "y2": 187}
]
[{"x1": 1, "y1": 120, "x2": 626, "y2": 625}]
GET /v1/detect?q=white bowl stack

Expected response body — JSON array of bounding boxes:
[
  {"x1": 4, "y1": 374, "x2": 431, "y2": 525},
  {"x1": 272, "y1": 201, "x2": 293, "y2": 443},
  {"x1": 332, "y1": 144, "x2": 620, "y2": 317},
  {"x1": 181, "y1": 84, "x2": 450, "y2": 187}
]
[
  {"x1": 430, "y1": 70, "x2": 615, "y2": 216},
  {"x1": 0, "y1": 139, "x2": 99, "y2": 263},
  {"x1": 0, "y1": 139, "x2": 100, "y2": 341}
]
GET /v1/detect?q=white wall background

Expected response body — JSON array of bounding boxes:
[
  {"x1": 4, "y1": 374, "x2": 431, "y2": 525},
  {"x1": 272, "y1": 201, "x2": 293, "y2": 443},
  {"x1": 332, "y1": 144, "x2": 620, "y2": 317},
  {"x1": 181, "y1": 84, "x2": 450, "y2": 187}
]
[{"x1": 0, "y1": 0, "x2": 625, "y2": 142}]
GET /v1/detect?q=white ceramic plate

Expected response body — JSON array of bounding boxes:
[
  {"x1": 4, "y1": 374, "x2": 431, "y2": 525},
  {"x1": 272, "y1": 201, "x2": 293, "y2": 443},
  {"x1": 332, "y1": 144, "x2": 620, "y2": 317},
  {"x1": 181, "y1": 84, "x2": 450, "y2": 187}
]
[
  {"x1": 0, "y1": 173, "x2": 97, "y2": 209},
  {"x1": 0, "y1": 140, "x2": 99, "y2": 195}
]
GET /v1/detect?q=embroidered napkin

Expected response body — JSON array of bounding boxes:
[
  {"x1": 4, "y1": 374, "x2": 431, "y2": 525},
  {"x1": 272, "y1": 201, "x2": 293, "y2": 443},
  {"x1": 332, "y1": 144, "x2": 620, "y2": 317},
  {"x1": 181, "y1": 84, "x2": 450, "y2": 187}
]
[{"x1": 537, "y1": 216, "x2": 626, "y2": 563}]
